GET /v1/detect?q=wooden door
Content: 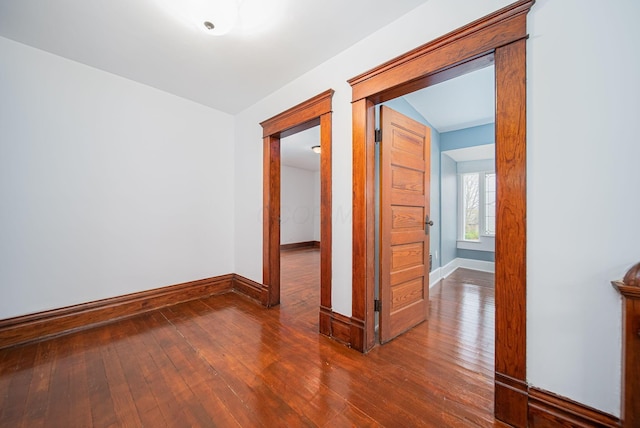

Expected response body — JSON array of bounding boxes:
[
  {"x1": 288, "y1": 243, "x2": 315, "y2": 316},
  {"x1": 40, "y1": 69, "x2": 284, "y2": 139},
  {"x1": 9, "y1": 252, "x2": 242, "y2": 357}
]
[{"x1": 379, "y1": 105, "x2": 431, "y2": 343}]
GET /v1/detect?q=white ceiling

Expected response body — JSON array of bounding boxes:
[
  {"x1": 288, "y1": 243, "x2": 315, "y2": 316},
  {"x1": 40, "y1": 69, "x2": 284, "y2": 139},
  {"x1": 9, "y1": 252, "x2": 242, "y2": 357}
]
[
  {"x1": 0, "y1": 0, "x2": 430, "y2": 114},
  {"x1": 281, "y1": 126, "x2": 320, "y2": 172},
  {"x1": 1, "y1": 1, "x2": 495, "y2": 170},
  {"x1": 443, "y1": 144, "x2": 495, "y2": 162}
]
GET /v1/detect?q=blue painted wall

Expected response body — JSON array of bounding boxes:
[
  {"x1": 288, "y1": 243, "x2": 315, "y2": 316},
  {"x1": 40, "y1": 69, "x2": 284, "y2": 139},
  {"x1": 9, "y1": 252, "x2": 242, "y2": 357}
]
[
  {"x1": 440, "y1": 123, "x2": 494, "y2": 151},
  {"x1": 457, "y1": 249, "x2": 495, "y2": 262},
  {"x1": 440, "y1": 123, "x2": 495, "y2": 264},
  {"x1": 440, "y1": 153, "x2": 457, "y2": 266}
]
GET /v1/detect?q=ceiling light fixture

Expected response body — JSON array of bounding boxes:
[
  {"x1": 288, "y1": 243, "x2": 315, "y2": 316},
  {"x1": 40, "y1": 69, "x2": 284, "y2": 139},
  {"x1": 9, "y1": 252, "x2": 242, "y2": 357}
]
[
  {"x1": 157, "y1": 0, "x2": 239, "y2": 36},
  {"x1": 311, "y1": 145, "x2": 321, "y2": 154},
  {"x1": 194, "y1": 0, "x2": 239, "y2": 35}
]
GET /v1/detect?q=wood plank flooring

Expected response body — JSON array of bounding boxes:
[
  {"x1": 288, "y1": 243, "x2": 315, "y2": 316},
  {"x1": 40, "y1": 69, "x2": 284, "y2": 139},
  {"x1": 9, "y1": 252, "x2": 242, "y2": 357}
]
[{"x1": 0, "y1": 248, "x2": 497, "y2": 427}]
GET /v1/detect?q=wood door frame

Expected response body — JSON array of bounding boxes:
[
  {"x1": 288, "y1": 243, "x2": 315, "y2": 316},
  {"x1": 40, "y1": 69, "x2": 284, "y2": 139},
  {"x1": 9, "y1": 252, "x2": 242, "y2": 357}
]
[
  {"x1": 348, "y1": 1, "x2": 533, "y2": 426},
  {"x1": 260, "y1": 89, "x2": 334, "y2": 337}
]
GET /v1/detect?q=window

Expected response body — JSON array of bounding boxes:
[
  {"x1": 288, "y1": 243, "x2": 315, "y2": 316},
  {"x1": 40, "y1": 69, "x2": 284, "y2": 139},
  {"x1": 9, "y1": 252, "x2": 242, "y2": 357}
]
[{"x1": 460, "y1": 171, "x2": 496, "y2": 241}]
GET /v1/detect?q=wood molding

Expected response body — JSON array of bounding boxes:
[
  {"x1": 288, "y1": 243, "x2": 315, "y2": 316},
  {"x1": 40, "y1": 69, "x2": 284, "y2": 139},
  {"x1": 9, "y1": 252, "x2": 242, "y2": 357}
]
[
  {"x1": 263, "y1": 133, "x2": 281, "y2": 307},
  {"x1": 494, "y1": 36, "x2": 528, "y2": 423},
  {"x1": 0, "y1": 274, "x2": 234, "y2": 350},
  {"x1": 280, "y1": 241, "x2": 320, "y2": 251},
  {"x1": 348, "y1": 0, "x2": 533, "y2": 424},
  {"x1": 319, "y1": 306, "x2": 352, "y2": 345},
  {"x1": 319, "y1": 305, "x2": 332, "y2": 337},
  {"x1": 232, "y1": 274, "x2": 264, "y2": 302},
  {"x1": 349, "y1": 316, "x2": 366, "y2": 353},
  {"x1": 319, "y1": 112, "x2": 333, "y2": 314},
  {"x1": 350, "y1": 98, "x2": 376, "y2": 353},
  {"x1": 528, "y1": 387, "x2": 620, "y2": 428},
  {"x1": 261, "y1": 90, "x2": 334, "y2": 329},
  {"x1": 612, "y1": 280, "x2": 640, "y2": 299},
  {"x1": 260, "y1": 89, "x2": 334, "y2": 138},
  {"x1": 612, "y1": 279, "x2": 640, "y2": 427},
  {"x1": 495, "y1": 372, "x2": 529, "y2": 427},
  {"x1": 347, "y1": 0, "x2": 533, "y2": 103}
]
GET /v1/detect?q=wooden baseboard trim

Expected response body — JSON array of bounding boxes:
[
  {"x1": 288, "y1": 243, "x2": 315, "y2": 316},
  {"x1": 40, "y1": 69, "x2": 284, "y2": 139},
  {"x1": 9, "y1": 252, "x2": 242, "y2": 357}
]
[
  {"x1": 280, "y1": 241, "x2": 320, "y2": 251},
  {"x1": 495, "y1": 372, "x2": 528, "y2": 427},
  {"x1": 318, "y1": 306, "x2": 352, "y2": 345},
  {"x1": 0, "y1": 274, "x2": 235, "y2": 350},
  {"x1": 1, "y1": 273, "x2": 624, "y2": 427},
  {"x1": 232, "y1": 274, "x2": 264, "y2": 302},
  {"x1": 528, "y1": 387, "x2": 620, "y2": 428},
  {"x1": 349, "y1": 316, "x2": 366, "y2": 353},
  {"x1": 331, "y1": 312, "x2": 352, "y2": 345},
  {"x1": 319, "y1": 305, "x2": 331, "y2": 337}
]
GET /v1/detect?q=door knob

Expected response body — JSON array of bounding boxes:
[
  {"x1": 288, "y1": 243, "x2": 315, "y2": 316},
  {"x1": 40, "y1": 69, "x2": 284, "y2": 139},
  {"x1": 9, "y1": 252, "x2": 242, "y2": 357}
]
[{"x1": 425, "y1": 215, "x2": 434, "y2": 235}]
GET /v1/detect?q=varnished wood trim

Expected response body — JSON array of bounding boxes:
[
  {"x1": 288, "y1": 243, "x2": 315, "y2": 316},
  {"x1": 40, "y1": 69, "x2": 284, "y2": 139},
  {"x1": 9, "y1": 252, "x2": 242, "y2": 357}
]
[
  {"x1": 319, "y1": 306, "x2": 332, "y2": 337},
  {"x1": 263, "y1": 134, "x2": 281, "y2": 307},
  {"x1": 329, "y1": 312, "x2": 352, "y2": 345},
  {"x1": 319, "y1": 112, "x2": 332, "y2": 313},
  {"x1": 260, "y1": 89, "x2": 335, "y2": 138},
  {"x1": 350, "y1": 98, "x2": 376, "y2": 353},
  {"x1": 528, "y1": 387, "x2": 621, "y2": 428},
  {"x1": 612, "y1": 280, "x2": 640, "y2": 299},
  {"x1": 280, "y1": 241, "x2": 320, "y2": 251},
  {"x1": 347, "y1": 0, "x2": 533, "y2": 102},
  {"x1": 0, "y1": 274, "x2": 234, "y2": 350},
  {"x1": 494, "y1": 36, "x2": 527, "y2": 377},
  {"x1": 348, "y1": 1, "x2": 533, "y2": 424},
  {"x1": 318, "y1": 306, "x2": 352, "y2": 346},
  {"x1": 349, "y1": 316, "x2": 366, "y2": 354},
  {"x1": 261, "y1": 91, "x2": 334, "y2": 333},
  {"x1": 612, "y1": 280, "x2": 640, "y2": 427},
  {"x1": 495, "y1": 372, "x2": 528, "y2": 427},
  {"x1": 232, "y1": 274, "x2": 264, "y2": 302}
]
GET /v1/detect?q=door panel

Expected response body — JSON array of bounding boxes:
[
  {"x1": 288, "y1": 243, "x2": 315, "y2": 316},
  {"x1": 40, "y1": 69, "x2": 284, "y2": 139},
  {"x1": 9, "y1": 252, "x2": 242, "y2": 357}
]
[
  {"x1": 379, "y1": 106, "x2": 430, "y2": 344},
  {"x1": 391, "y1": 206, "x2": 424, "y2": 230}
]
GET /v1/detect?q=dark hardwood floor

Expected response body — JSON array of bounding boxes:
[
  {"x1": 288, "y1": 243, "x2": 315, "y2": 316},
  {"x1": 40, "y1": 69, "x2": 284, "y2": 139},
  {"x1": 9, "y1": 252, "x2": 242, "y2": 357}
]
[{"x1": 0, "y1": 249, "x2": 496, "y2": 427}]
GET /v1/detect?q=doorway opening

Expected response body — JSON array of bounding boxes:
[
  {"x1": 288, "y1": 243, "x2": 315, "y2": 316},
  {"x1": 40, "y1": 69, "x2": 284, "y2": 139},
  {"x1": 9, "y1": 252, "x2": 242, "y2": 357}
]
[
  {"x1": 372, "y1": 63, "x2": 496, "y2": 344},
  {"x1": 348, "y1": 1, "x2": 532, "y2": 425},
  {"x1": 260, "y1": 89, "x2": 334, "y2": 338}
]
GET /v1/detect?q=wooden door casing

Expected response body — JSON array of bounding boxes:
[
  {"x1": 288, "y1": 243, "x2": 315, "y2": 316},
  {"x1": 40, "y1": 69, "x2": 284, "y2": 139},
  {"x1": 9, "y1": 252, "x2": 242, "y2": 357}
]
[
  {"x1": 260, "y1": 90, "x2": 334, "y2": 338},
  {"x1": 349, "y1": 1, "x2": 533, "y2": 426},
  {"x1": 379, "y1": 106, "x2": 430, "y2": 343}
]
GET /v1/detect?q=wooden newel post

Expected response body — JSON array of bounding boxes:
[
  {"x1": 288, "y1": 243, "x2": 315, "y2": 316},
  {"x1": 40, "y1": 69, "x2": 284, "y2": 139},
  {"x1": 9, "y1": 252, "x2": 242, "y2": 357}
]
[{"x1": 612, "y1": 262, "x2": 640, "y2": 427}]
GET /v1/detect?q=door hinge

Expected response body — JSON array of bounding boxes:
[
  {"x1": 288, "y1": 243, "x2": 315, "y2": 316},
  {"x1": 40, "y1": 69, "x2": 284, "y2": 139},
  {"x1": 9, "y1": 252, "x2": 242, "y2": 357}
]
[
  {"x1": 375, "y1": 129, "x2": 382, "y2": 143},
  {"x1": 374, "y1": 299, "x2": 381, "y2": 312}
]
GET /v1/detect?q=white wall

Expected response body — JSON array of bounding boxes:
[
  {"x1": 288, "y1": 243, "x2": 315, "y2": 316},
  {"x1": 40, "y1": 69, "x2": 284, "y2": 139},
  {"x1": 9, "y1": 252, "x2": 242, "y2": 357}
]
[
  {"x1": 527, "y1": 0, "x2": 640, "y2": 416},
  {"x1": 234, "y1": 0, "x2": 640, "y2": 417},
  {"x1": 0, "y1": 36, "x2": 235, "y2": 319},
  {"x1": 281, "y1": 165, "x2": 318, "y2": 245}
]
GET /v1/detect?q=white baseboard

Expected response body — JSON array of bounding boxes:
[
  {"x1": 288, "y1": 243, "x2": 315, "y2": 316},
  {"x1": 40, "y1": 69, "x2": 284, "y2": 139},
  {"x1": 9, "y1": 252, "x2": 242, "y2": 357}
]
[
  {"x1": 458, "y1": 258, "x2": 495, "y2": 273},
  {"x1": 429, "y1": 267, "x2": 442, "y2": 287},
  {"x1": 440, "y1": 257, "x2": 495, "y2": 279},
  {"x1": 441, "y1": 259, "x2": 459, "y2": 278}
]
